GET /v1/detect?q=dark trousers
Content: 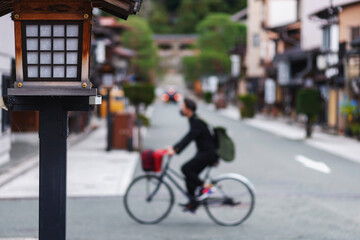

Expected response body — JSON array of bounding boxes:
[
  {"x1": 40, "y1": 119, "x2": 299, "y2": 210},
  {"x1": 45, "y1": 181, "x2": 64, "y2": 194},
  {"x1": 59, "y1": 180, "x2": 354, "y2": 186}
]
[{"x1": 181, "y1": 152, "x2": 218, "y2": 199}]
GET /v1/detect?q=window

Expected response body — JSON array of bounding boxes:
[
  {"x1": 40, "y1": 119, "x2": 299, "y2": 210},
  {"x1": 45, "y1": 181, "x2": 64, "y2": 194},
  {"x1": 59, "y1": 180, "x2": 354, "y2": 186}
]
[
  {"x1": 22, "y1": 21, "x2": 83, "y2": 81},
  {"x1": 351, "y1": 26, "x2": 360, "y2": 41},
  {"x1": 322, "y1": 26, "x2": 330, "y2": 50},
  {"x1": 253, "y1": 34, "x2": 260, "y2": 47}
]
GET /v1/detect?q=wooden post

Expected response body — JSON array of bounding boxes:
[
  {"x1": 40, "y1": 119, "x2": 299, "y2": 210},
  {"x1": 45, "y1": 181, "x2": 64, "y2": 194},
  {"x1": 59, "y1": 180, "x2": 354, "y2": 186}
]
[{"x1": 39, "y1": 98, "x2": 68, "y2": 240}]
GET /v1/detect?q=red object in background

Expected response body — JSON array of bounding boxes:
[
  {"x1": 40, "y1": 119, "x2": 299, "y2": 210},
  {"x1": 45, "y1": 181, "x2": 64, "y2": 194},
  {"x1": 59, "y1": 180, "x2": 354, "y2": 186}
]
[
  {"x1": 161, "y1": 93, "x2": 170, "y2": 102},
  {"x1": 141, "y1": 149, "x2": 166, "y2": 172},
  {"x1": 167, "y1": 88, "x2": 175, "y2": 95},
  {"x1": 174, "y1": 93, "x2": 182, "y2": 102}
]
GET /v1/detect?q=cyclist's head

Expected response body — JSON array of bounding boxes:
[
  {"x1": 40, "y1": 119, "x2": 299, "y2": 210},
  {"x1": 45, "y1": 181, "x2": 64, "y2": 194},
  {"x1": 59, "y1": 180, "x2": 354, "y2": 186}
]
[
  {"x1": 180, "y1": 98, "x2": 197, "y2": 118},
  {"x1": 184, "y1": 98, "x2": 197, "y2": 112}
]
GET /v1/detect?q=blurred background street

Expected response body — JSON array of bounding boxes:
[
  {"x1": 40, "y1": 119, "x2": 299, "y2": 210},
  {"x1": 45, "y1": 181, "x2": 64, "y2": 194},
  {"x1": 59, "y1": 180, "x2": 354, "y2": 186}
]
[{"x1": 1, "y1": 0, "x2": 360, "y2": 239}]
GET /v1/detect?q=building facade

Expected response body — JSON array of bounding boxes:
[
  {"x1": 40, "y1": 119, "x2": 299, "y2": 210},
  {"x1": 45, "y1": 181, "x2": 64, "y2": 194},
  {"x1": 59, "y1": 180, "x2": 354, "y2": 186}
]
[
  {"x1": 0, "y1": 14, "x2": 14, "y2": 166},
  {"x1": 246, "y1": 0, "x2": 360, "y2": 134}
]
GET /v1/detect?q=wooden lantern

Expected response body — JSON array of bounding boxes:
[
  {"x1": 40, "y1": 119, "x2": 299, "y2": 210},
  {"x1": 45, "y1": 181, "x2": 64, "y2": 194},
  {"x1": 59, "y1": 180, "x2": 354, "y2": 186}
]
[{"x1": 0, "y1": 0, "x2": 141, "y2": 96}]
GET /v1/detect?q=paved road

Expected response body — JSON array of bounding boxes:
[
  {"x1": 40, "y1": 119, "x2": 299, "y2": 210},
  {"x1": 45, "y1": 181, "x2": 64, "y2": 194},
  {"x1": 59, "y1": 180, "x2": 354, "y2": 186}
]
[{"x1": 0, "y1": 102, "x2": 360, "y2": 239}]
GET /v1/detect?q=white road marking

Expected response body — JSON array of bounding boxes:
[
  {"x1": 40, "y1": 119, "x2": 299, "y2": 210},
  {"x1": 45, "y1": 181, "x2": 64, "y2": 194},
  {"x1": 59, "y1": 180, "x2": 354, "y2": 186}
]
[{"x1": 295, "y1": 155, "x2": 331, "y2": 174}]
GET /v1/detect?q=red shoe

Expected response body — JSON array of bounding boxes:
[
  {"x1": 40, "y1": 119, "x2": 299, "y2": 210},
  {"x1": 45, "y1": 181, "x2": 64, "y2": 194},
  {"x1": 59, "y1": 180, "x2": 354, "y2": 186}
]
[{"x1": 196, "y1": 185, "x2": 216, "y2": 201}]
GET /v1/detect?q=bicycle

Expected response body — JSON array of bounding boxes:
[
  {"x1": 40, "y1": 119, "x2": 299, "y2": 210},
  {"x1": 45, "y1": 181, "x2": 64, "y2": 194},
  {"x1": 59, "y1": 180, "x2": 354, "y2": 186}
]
[{"x1": 124, "y1": 153, "x2": 255, "y2": 226}]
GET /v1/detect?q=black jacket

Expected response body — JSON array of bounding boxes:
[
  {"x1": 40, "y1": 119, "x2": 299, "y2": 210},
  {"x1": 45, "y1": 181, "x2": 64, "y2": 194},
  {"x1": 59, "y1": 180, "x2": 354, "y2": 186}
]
[{"x1": 173, "y1": 114, "x2": 217, "y2": 154}]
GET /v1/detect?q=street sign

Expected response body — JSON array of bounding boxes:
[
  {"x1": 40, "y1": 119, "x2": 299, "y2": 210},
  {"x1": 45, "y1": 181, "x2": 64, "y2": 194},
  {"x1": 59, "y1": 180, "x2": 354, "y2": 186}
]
[
  {"x1": 278, "y1": 61, "x2": 290, "y2": 86},
  {"x1": 265, "y1": 78, "x2": 276, "y2": 105}
]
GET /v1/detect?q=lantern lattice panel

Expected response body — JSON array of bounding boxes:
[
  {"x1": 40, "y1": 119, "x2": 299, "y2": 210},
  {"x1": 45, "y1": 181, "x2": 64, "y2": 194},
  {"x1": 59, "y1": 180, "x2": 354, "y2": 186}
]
[{"x1": 23, "y1": 21, "x2": 83, "y2": 82}]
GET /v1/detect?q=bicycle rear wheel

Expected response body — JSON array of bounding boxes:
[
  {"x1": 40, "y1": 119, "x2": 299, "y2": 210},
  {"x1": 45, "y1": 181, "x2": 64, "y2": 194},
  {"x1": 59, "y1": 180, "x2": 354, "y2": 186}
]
[
  {"x1": 124, "y1": 174, "x2": 174, "y2": 224},
  {"x1": 204, "y1": 177, "x2": 255, "y2": 226}
]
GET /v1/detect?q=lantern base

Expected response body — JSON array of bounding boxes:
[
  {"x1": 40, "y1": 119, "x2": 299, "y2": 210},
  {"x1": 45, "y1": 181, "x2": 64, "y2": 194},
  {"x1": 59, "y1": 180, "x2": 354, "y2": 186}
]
[
  {"x1": 8, "y1": 88, "x2": 97, "y2": 96},
  {"x1": 6, "y1": 95, "x2": 97, "y2": 111}
]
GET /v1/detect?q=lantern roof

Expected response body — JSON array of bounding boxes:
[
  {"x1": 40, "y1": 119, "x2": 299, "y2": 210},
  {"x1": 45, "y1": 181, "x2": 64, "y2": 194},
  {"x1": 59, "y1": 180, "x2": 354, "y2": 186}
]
[{"x1": 0, "y1": 0, "x2": 142, "y2": 19}]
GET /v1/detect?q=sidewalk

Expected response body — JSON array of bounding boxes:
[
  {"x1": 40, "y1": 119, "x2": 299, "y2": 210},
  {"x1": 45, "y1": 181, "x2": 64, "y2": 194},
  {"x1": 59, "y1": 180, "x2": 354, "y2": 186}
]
[
  {"x1": 0, "y1": 118, "x2": 139, "y2": 199},
  {"x1": 206, "y1": 103, "x2": 360, "y2": 164}
]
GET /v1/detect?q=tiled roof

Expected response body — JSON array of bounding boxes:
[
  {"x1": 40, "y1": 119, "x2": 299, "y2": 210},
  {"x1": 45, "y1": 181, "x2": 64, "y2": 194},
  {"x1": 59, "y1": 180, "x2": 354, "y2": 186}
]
[
  {"x1": 0, "y1": 0, "x2": 142, "y2": 19},
  {"x1": 0, "y1": 1, "x2": 13, "y2": 17}
]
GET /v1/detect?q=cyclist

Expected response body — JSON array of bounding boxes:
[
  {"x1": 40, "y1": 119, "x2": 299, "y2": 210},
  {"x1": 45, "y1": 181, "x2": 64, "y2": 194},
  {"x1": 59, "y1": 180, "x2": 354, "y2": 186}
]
[{"x1": 167, "y1": 97, "x2": 218, "y2": 213}]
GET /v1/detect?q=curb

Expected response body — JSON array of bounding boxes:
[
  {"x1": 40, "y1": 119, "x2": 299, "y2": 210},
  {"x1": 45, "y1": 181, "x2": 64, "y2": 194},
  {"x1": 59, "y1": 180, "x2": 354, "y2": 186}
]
[
  {"x1": 0, "y1": 238, "x2": 37, "y2": 240},
  {"x1": 0, "y1": 121, "x2": 102, "y2": 188}
]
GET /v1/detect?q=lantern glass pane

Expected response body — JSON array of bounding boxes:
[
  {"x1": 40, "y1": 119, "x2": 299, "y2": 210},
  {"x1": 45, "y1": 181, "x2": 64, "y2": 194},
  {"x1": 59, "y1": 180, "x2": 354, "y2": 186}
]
[
  {"x1": 66, "y1": 66, "x2": 77, "y2": 78},
  {"x1": 66, "y1": 52, "x2": 78, "y2": 64},
  {"x1": 66, "y1": 39, "x2": 78, "y2": 51},
  {"x1": 54, "y1": 25, "x2": 65, "y2": 37},
  {"x1": 40, "y1": 66, "x2": 51, "y2": 78},
  {"x1": 67, "y1": 25, "x2": 79, "y2": 37},
  {"x1": 27, "y1": 53, "x2": 38, "y2": 64},
  {"x1": 54, "y1": 66, "x2": 65, "y2": 78},
  {"x1": 28, "y1": 66, "x2": 38, "y2": 78},
  {"x1": 23, "y1": 22, "x2": 82, "y2": 81},
  {"x1": 40, "y1": 52, "x2": 51, "y2": 64},
  {"x1": 54, "y1": 39, "x2": 65, "y2": 50},
  {"x1": 27, "y1": 39, "x2": 38, "y2": 51},
  {"x1": 53, "y1": 52, "x2": 65, "y2": 64},
  {"x1": 40, "y1": 25, "x2": 51, "y2": 37},
  {"x1": 26, "y1": 25, "x2": 38, "y2": 37},
  {"x1": 40, "y1": 39, "x2": 51, "y2": 51}
]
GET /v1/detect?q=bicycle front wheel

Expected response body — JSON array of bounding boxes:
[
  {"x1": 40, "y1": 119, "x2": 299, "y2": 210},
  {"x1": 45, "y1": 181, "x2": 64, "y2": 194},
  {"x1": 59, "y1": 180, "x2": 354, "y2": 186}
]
[
  {"x1": 124, "y1": 175, "x2": 174, "y2": 224},
  {"x1": 204, "y1": 177, "x2": 255, "y2": 226}
]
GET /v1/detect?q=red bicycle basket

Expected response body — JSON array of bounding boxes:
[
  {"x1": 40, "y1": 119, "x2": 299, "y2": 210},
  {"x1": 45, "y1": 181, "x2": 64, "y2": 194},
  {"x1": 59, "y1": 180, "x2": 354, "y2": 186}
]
[{"x1": 141, "y1": 149, "x2": 165, "y2": 172}]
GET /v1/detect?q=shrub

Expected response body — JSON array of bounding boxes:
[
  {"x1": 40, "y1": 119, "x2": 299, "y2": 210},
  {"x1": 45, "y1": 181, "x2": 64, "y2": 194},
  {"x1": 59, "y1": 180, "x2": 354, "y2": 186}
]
[
  {"x1": 350, "y1": 123, "x2": 360, "y2": 136},
  {"x1": 123, "y1": 84, "x2": 156, "y2": 108},
  {"x1": 296, "y1": 89, "x2": 321, "y2": 138},
  {"x1": 296, "y1": 89, "x2": 321, "y2": 118},
  {"x1": 238, "y1": 94, "x2": 257, "y2": 118},
  {"x1": 138, "y1": 114, "x2": 150, "y2": 127},
  {"x1": 203, "y1": 91, "x2": 213, "y2": 103}
]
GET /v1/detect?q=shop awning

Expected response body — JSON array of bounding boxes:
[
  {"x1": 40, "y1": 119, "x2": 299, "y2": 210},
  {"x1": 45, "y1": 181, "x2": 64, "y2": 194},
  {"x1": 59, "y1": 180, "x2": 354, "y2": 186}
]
[{"x1": 274, "y1": 47, "x2": 312, "y2": 62}]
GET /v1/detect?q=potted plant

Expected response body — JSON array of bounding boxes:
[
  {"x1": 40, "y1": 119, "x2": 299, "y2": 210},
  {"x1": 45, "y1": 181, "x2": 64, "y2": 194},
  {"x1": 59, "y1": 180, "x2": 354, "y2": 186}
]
[
  {"x1": 123, "y1": 83, "x2": 155, "y2": 150},
  {"x1": 350, "y1": 123, "x2": 360, "y2": 140},
  {"x1": 340, "y1": 98, "x2": 359, "y2": 137},
  {"x1": 203, "y1": 91, "x2": 213, "y2": 104},
  {"x1": 238, "y1": 94, "x2": 257, "y2": 118},
  {"x1": 296, "y1": 89, "x2": 321, "y2": 138}
]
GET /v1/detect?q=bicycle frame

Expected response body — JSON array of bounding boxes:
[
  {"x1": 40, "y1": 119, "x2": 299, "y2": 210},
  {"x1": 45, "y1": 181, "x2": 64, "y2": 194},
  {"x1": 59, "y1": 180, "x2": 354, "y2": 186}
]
[{"x1": 146, "y1": 155, "x2": 213, "y2": 203}]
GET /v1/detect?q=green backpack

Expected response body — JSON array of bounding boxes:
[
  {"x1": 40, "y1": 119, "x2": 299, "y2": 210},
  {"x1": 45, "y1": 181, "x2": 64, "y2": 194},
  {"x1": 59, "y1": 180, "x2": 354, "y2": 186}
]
[{"x1": 213, "y1": 126, "x2": 235, "y2": 162}]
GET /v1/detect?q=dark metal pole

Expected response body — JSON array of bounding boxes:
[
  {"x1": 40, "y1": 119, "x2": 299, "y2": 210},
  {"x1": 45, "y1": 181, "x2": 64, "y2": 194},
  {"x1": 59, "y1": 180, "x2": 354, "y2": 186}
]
[
  {"x1": 106, "y1": 88, "x2": 112, "y2": 151},
  {"x1": 39, "y1": 98, "x2": 67, "y2": 240}
]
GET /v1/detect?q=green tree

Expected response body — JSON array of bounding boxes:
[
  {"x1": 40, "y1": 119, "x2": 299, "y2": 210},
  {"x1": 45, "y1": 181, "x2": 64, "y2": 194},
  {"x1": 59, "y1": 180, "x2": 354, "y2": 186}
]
[
  {"x1": 197, "y1": 13, "x2": 245, "y2": 53},
  {"x1": 121, "y1": 16, "x2": 158, "y2": 82},
  {"x1": 123, "y1": 83, "x2": 156, "y2": 150},
  {"x1": 183, "y1": 56, "x2": 201, "y2": 83},
  {"x1": 175, "y1": 0, "x2": 210, "y2": 33},
  {"x1": 164, "y1": 0, "x2": 182, "y2": 12},
  {"x1": 148, "y1": 3, "x2": 171, "y2": 33},
  {"x1": 123, "y1": 84, "x2": 156, "y2": 110},
  {"x1": 296, "y1": 89, "x2": 321, "y2": 138},
  {"x1": 207, "y1": 0, "x2": 247, "y2": 14},
  {"x1": 199, "y1": 51, "x2": 231, "y2": 76},
  {"x1": 194, "y1": 14, "x2": 245, "y2": 77}
]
